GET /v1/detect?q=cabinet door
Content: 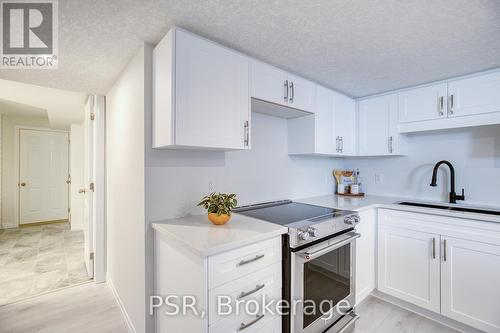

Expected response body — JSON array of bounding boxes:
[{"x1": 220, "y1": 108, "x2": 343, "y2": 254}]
[
  {"x1": 250, "y1": 60, "x2": 288, "y2": 106},
  {"x1": 175, "y1": 30, "x2": 249, "y2": 149},
  {"x1": 314, "y1": 85, "x2": 335, "y2": 154},
  {"x1": 378, "y1": 225, "x2": 441, "y2": 312},
  {"x1": 333, "y1": 92, "x2": 356, "y2": 155},
  {"x1": 398, "y1": 83, "x2": 448, "y2": 123},
  {"x1": 355, "y1": 209, "x2": 376, "y2": 305},
  {"x1": 287, "y1": 74, "x2": 316, "y2": 113},
  {"x1": 441, "y1": 237, "x2": 500, "y2": 332},
  {"x1": 448, "y1": 71, "x2": 500, "y2": 117},
  {"x1": 358, "y1": 94, "x2": 397, "y2": 156}
]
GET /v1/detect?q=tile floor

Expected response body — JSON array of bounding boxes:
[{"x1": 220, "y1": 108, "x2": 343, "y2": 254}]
[{"x1": 0, "y1": 222, "x2": 90, "y2": 305}]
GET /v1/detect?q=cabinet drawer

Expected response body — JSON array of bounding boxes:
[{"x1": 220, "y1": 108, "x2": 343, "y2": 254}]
[
  {"x1": 209, "y1": 263, "x2": 281, "y2": 325},
  {"x1": 209, "y1": 314, "x2": 281, "y2": 333},
  {"x1": 208, "y1": 237, "x2": 281, "y2": 289}
]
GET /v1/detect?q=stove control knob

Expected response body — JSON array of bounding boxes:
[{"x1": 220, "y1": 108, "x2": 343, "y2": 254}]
[
  {"x1": 344, "y1": 216, "x2": 354, "y2": 225},
  {"x1": 353, "y1": 215, "x2": 361, "y2": 224},
  {"x1": 298, "y1": 230, "x2": 310, "y2": 241},
  {"x1": 307, "y1": 227, "x2": 317, "y2": 237}
]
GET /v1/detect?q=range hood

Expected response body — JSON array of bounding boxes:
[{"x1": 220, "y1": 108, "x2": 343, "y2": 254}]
[{"x1": 251, "y1": 98, "x2": 313, "y2": 119}]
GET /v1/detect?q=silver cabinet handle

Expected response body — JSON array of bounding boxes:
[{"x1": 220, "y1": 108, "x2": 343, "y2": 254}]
[
  {"x1": 432, "y1": 237, "x2": 436, "y2": 259},
  {"x1": 237, "y1": 284, "x2": 265, "y2": 299},
  {"x1": 289, "y1": 81, "x2": 294, "y2": 103},
  {"x1": 243, "y1": 121, "x2": 249, "y2": 147},
  {"x1": 284, "y1": 80, "x2": 288, "y2": 102},
  {"x1": 336, "y1": 136, "x2": 340, "y2": 153},
  {"x1": 439, "y1": 96, "x2": 444, "y2": 116},
  {"x1": 388, "y1": 136, "x2": 394, "y2": 154},
  {"x1": 443, "y1": 239, "x2": 447, "y2": 262},
  {"x1": 238, "y1": 314, "x2": 264, "y2": 331},
  {"x1": 449, "y1": 94, "x2": 454, "y2": 115},
  {"x1": 238, "y1": 254, "x2": 265, "y2": 267},
  {"x1": 340, "y1": 136, "x2": 344, "y2": 153}
]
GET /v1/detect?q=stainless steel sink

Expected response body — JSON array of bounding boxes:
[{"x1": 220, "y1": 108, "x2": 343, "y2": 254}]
[{"x1": 398, "y1": 201, "x2": 500, "y2": 216}]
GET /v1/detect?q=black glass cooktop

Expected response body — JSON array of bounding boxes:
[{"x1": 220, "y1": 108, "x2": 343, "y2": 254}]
[{"x1": 235, "y1": 201, "x2": 341, "y2": 226}]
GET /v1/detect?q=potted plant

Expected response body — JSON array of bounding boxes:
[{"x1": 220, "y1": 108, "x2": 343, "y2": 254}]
[{"x1": 198, "y1": 192, "x2": 238, "y2": 225}]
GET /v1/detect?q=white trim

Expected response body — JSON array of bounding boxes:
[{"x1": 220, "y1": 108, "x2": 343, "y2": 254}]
[
  {"x1": 13, "y1": 126, "x2": 69, "y2": 228},
  {"x1": 91, "y1": 95, "x2": 106, "y2": 283},
  {"x1": 107, "y1": 275, "x2": 137, "y2": 333}
]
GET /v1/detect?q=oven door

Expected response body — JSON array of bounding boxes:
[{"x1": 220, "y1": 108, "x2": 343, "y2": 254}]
[{"x1": 291, "y1": 232, "x2": 360, "y2": 333}]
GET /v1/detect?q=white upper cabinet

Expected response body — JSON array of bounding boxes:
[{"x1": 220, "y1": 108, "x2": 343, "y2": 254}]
[
  {"x1": 334, "y1": 92, "x2": 356, "y2": 155},
  {"x1": 448, "y1": 71, "x2": 500, "y2": 117},
  {"x1": 153, "y1": 28, "x2": 250, "y2": 150},
  {"x1": 250, "y1": 60, "x2": 288, "y2": 107},
  {"x1": 250, "y1": 60, "x2": 315, "y2": 113},
  {"x1": 358, "y1": 94, "x2": 404, "y2": 156},
  {"x1": 313, "y1": 85, "x2": 335, "y2": 154},
  {"x1": 287, "y1": 73, "x2": 316, "y2": 112},
  {"x1": 288, "y1": 85, "x2": 356, "y2": 156},
  {"x1": 398, "y1": 83, "x2": 448, "y2": 123}
]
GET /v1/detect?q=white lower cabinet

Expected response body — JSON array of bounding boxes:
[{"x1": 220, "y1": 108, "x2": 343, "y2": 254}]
[
  {"x1": 377, "y1": 209, "x2": 500, "y2": 333},
  {"x1": 355, "y1": 209, "x2": 376, "y2": 305},
  {"x1": 377, "y1": 225, "x2": 441, "y2": 312},
  {"x1": 441, "y1": 236, "x2": 500, "y2": 332},
  {"x1": 155, "y1": 234, "x2": 282, "y2": 333}
]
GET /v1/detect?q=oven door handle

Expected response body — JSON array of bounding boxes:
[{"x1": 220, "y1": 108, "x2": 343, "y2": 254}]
[{"x1": 301, "y1": 232, "x2": 360, "y2": 261}]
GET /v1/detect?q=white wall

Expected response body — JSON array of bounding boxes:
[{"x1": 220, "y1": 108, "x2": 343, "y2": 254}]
[
  {"x1": 1, "y1": 114, "x2": 50, "y2": 228},
  {"x1": 146, "y1": 112, "x2": 343, "y2": 221},
  {"x1": 344, "y1": 125, "x2": 500, "y2": 207},
  {"x1": 106, "y1": 45, "x2": 148, "y2": 333},
  {"x1": 70, "y1": 124, "x2": 84, "y2": 231}
]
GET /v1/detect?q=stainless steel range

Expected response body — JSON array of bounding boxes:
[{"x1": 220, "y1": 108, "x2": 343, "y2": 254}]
[{"x1": 235, "y1": 200, "x2": 361, "y2": 333}]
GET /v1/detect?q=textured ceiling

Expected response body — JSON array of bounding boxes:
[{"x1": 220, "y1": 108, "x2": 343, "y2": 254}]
[{"x1": 0, "y1": 0, "x2": 499, "y2": 97}]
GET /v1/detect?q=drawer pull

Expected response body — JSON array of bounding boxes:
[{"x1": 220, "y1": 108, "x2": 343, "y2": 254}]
[
  {"x1": 238, "y1": 314, "x2": 264, "y2": 331},
  {"x1": 238, "y1": 254, "x2": 265, "y2": 267},
  {"x1": 238, "y1": 284, "x2": 265, "y2": 299}
]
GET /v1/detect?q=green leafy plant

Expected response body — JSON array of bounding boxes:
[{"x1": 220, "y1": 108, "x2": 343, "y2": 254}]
[{"x1": 198, "y1": 192, "x2": 238, "y2": 216}]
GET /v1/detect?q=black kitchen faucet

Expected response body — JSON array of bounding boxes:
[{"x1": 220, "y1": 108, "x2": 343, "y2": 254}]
[{"x1": 430, "y1": 160, "x2": 465, "y2": 204}]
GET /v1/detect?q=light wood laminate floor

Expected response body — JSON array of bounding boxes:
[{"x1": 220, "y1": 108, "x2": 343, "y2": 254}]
[
  {"x1": 0, "y1": 282, "x2": 128, "y2": 333},
  {"x1": 353, "y1": 296, "x2": 460, "y2": 333}
]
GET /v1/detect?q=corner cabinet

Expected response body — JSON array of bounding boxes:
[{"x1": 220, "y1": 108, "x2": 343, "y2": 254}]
[
  {"x1": 377, "y1": 209, "x2": 500, "y2": 333},
  {"x1": 358, "y1": 94, "x2": 406, "y2": 156},
  {"x1": 153, "y1": 28, "x2": 250, "y2": 150},
  {"x1": 288, "y1": 85, "x2": 356, "y2": 155}
]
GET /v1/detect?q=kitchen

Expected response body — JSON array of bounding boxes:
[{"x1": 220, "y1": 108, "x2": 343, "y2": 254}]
[
  {"x1": 145, "y1": 26, "x2": 500, "y2": 333},
  {"x1": 0, "y1": 2, "x2": 498, "y2": 333}
]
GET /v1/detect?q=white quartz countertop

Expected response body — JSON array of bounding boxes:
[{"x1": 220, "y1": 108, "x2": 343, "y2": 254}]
[
  {"x1": 296, "y1": 194, "x2": 500, "y2": 223},
  {"x1": 152, "y1": 213, "x2": 287, "y2": 257}
]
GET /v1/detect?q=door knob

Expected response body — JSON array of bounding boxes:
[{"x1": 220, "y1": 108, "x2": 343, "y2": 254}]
[
  {"x1": 78, "y1": 188, "x2": 87, "y2": 194},
  {"x1": 66, "y1": 179, "x2": 71, "y2": 184},
  {"x1": 19, "y1": 182, "x2": 26, "y2": 187}
]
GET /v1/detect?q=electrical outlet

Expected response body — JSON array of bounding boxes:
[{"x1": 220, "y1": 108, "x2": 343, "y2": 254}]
[{"x1": 375, "y1": 173, "x2": 383, "y2": 185}]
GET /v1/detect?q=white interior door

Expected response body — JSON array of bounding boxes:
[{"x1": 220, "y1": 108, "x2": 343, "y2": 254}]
[
  {"x1": 83, "y1": 99, "x2": 95, "y2": 278},
  {"x1": 69, "y1": 124, "x2": 85, "y2": 231},
  {"x1": 19, "y1": 129, "x2": 69, "y2": 225}
]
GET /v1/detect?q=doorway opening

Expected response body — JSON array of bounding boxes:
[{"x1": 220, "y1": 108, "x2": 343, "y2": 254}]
[{"x1": 0, "y1": 92, "x2": 105, "y2": 305}]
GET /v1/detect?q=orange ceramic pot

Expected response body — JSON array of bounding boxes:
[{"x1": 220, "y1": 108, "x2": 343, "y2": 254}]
[{"x1": 208, "y1": 213, "x2": 231, "y2": 225}]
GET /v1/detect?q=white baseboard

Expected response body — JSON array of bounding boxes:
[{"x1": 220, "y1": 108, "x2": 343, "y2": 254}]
[
  {"x1": 107, "y1": 275, "x2": 137, "y2": 333},
  {"x1": 1, "y1": 221, "x2": 17, "y2": 229}
]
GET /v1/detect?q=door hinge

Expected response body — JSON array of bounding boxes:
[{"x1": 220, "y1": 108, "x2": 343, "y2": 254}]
[
  {"x1": 89, "y1": 182, "x2": 95, "y2": 192},
  {"x1": 68, "y1": 207, "x2": 71, "y2": 213},
  {"x1": 90, "y1": 252, "x2": 94, "y2": 260},
  {"x1": 90, "y1": 113, "x2": 95, "y2": 120}
]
